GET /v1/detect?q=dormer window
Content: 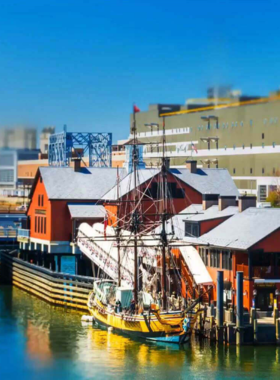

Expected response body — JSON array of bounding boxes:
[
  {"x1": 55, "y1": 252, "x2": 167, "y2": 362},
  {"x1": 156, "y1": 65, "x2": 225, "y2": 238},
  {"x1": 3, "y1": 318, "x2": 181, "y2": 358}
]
[{"x1": 184, "y1": 221, "x2": 200, "y2": 237}]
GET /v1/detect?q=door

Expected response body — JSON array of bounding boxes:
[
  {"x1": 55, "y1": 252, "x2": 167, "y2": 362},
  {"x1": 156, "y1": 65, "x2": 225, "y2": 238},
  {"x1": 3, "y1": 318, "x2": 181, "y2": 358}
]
[{"x1": 256, "y1": 287, "x2": 274, "y2": 311}]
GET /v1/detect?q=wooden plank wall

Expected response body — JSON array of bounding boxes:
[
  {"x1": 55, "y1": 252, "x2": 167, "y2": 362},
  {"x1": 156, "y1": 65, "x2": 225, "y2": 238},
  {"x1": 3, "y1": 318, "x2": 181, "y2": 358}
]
[{"x1": 1, "y1": 252, "x2": 94, "y2": 311}]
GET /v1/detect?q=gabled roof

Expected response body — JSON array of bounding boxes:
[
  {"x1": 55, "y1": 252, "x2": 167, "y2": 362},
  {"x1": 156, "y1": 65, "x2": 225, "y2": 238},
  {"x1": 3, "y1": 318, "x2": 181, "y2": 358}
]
[
  {"x1": 171, "y1": 168, "x2": 239, "y2": 197},
  {"x1": 183, "y1": 207, "x2": 280, "y2": 250},
  {"x1": 102, "y1": 166, "x2": 238, "y2": 202},
  {"x1": 102, "y1": 168, "x2": 160, "y2": 201},
  {"x1": 68, "y1": 204, "x2": 106, "y2": 218},
  {"x1": 32, "y1": 167, "x2": 127, "y2": 200}
]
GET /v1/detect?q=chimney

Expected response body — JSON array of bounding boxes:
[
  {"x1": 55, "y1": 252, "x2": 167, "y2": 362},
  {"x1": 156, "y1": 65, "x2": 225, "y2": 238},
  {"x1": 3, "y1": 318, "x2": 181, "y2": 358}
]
[
  {"x1": 186, "y1": 160, "x2": 197, "y2": 173},
  {"x1": 72, "y1": 158, "x2": 82, "y2": 172},
  {"x1": 218, "y1": 196, "x2": 237, "y2": 211},
  {"x1": 238, "y1": 195, "x2": 256, "y2": 212},
  {"x1": 202, "y1": 194, "x2": 219, "y2": 210}
]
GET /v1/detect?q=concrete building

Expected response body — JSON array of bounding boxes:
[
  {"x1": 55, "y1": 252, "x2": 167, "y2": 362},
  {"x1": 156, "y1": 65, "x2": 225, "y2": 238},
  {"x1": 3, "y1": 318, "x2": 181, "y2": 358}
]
[
  {"x1": 40, "y1": 126, "x2": 55, "y2": 155},
  {"x1": 131, "y1": 89, "x2": 280, "y2": 202},
  {"x1": 0, "y1": 128, "x2": 37, "y2": 150}
]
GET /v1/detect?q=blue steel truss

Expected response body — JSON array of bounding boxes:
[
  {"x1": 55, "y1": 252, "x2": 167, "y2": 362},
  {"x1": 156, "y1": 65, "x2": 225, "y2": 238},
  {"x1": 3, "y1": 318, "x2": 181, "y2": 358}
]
[{"x1": 48, "y1": 131, "x2": 112, "y2": 167}]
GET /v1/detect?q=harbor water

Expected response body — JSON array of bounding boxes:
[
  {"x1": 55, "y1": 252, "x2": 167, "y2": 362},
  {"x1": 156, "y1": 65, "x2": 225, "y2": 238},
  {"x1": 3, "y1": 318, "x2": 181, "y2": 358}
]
[{"x1": 0, "y1": 286, "x2": 280, "y2": 380}]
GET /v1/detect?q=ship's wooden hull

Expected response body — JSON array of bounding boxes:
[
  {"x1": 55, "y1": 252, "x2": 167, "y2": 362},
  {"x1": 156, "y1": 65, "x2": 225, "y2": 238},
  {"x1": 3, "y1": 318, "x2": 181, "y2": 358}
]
[{"x1": 88, "y1": 298, "x2": 196, "y2": 344}]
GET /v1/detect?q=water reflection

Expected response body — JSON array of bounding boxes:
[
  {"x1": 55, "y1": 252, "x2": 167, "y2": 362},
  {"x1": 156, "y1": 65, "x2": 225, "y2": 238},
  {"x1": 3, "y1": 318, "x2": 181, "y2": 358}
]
[{"x1": 0, "y1": 286, "x2": 280, "y2": 379}]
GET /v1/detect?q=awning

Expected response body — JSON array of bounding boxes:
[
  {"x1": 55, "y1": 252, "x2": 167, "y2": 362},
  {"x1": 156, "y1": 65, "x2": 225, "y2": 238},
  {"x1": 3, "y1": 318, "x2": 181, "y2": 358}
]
[
  {"x1": 179, "y1": 245, "x2": 213, "y2": 285},
  {"x1": 254, "y1": 279, "x2": 280, "y2": 284},
  {"x1": 68, "y1": 203, "x2": 106, "y2": 219}
]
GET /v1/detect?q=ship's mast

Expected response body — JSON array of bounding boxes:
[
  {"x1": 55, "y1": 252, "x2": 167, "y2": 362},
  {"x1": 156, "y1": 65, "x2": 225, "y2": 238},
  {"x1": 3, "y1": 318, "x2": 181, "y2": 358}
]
[
  {"x1": 132, "y1": 107, "x2": 139, "y2": 305},
  {"x1": 160, "y1": 116, "x2": 168, "y2": 310},
  {"x1": 116, "y1": 165, "x2": 121, "y2": 287}
]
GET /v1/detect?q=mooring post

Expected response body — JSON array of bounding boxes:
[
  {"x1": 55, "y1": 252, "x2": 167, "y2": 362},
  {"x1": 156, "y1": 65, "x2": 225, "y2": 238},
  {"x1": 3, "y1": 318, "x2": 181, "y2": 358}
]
[
  {"x1": 253, "y1": 318, "x2": 258, "y2": 344},
  {"x1": 276, "y1": 318, "x2": 280, "y2": 345},
  {"x1": 216, "y1": 271, "x2": 224, "y2": 343},
  {"x1": 273, "y1": 299, "x2": 279, "y2": 325},
  {"x1": 236, "y1": 271, "x2": 244, "y2": 345}
]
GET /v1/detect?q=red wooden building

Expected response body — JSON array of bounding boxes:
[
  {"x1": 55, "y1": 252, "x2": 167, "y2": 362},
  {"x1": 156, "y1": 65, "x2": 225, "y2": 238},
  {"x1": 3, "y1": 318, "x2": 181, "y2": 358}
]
[{"x1": 183, "y1": 196, "x2": 280, "y2": 311}]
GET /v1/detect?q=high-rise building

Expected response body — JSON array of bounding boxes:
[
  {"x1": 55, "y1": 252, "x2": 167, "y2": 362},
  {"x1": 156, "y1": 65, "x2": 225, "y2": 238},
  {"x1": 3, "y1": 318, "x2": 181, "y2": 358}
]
[{"x1": 0, "y1": 128, "x2": 37, "y2": 150}]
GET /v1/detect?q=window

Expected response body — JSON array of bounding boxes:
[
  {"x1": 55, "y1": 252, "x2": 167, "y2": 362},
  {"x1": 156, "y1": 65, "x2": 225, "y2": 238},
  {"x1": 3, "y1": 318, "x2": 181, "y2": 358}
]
[
  {"x1": 262, "y1": 143, "x2": 264, "y2": 148},
  {"x1": 42, "y1": 195, "x2": 44, "y2": 207},
  {"x1": 259, "y1": 185, "x2": 267, "y2": 202},
  {"x1": 40, "y1": 176, "x2": 43, "y2": 183},
  {"x1": 185, "y1": 222, "x2": 200, "y2": 237},
  {"x1": 242, "y1": 144, "x2": 245, "y2": 149},
  {"x1": 262, "y1": 133, "x2": 265, "y2": 139},
  {"x1": 262, "y1": 168, "x2": 265, "y2": 174},
  {"x1": 222, "y1": 251, "x2": 232, "y2": 270},
  {"x1": 263, "y1": 118, "x2": 267, "y2": 125},
  {"x1": 35, "y1": 216, "x2": 37, "y2": 232},
  {"x1": 273, "y1": 142, "x2": 275, "y2": 148},
  {"x1": 233, "y1": 168, "x2": 236, "y2": 174},
  {"x1": 38, "y1": 194, "x2": 41, "y2": 206},
  {"x1": 273, "y1": 168, "x2": 276, "y2": 175},
  {"x1": 231, "y1": 122, "x2": 234, "y2": 127},
  {"x1": 44, "y1": 218, "x2": 46, "y2": 234},
  {"x1": 199, "y1": 248, "x2": 208, "y2": 266},
  {"x1": 250, "y1": 143, "x2": 253, "y2": 149},
  {"x1": 240, "y1": 121, "x2": 243, "y2": 127},
  {"x1": 210, "y1": 249, "x2": 220, "y2": 268},
  {"x1": 233, "y1": 144, "x2": 236, "y2": 150},
  {"x1": 235, "y1": 122, "x2": 238, "y2": 127},
  {"x1": 250, "y1": 168, "x2": 253, "y2": 174},
  {"x1": 250, "y1": 119, "x2": 253, "y2": 126}
]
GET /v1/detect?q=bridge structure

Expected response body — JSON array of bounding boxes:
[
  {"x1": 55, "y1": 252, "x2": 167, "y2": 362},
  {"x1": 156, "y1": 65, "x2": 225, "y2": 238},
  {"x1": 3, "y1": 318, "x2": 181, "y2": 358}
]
[{"x1": 48, "y1": 128, "x2": 112, "y2": 168}]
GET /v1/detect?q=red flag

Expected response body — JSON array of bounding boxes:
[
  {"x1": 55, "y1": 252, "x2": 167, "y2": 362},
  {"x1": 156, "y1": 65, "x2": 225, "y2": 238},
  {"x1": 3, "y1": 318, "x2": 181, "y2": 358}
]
[
  {"x1": 104, "y1": 213, "x2": 108, "y2": 240},
  {"x1": 133, "y1": 105, "x2": 140, "y2": 113}
]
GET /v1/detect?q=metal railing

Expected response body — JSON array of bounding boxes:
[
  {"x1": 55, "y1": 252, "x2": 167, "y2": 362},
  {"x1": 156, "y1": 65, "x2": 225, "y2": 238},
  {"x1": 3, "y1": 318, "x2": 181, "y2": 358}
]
[
  {"x1": 0, "y1": 228, "x2": 17, "y2": 238},
  {"x1": 17, "y1": 229, "x2": 30, "y2": 238}
]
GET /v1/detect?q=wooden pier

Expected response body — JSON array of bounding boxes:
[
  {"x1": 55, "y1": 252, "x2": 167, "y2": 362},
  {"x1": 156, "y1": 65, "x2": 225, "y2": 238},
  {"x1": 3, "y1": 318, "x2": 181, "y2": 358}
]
[{"x1": 0, "y1": 252, "x2": 94, "y2": 311}]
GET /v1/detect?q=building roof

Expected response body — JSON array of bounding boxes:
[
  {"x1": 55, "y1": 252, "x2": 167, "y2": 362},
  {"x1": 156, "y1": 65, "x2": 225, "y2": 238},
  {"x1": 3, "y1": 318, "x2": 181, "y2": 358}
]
[
  {"x1": 67, "y1": 204, "x2": 106, "y2": 219},
  {"x1": 102, "y1": 168, "x2": 160, "y2": 201},
  {"x1": 171, "y1": 168, "x2": 239, "y2": 197},
  {"x1": 38, "y1": 167, "x2": 127, "y2": 200},
  {"x1": 183, "y1": 207, "x2": 280, "y2": 250},
  {"x1": 183, "y1": 204, "x2": 238, "y2": 222},
  {"x1": 102, "y1": 166, "x2": 238, "y2": 201}
]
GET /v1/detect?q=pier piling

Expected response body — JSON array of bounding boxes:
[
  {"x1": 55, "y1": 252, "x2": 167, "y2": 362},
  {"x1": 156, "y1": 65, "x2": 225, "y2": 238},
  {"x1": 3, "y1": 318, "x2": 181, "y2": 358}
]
[
  {"x1": 236, "y1": 271, "x2": 244, "y2": 346},
  {"x1": 216, "y1": 271, "x2": 224, "y2": 343}
]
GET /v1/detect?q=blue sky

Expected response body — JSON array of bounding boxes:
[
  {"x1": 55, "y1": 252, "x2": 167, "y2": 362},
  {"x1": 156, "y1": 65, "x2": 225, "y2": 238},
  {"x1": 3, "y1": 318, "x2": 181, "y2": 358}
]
[{"x1": 0, "y1": 0, "x2": 279, "y2": 142}]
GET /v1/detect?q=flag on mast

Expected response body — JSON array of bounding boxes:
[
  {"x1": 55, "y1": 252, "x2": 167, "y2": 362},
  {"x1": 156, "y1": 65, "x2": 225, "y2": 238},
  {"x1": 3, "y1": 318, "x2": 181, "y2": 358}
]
[{"x1": 133, "y1": 105, "x2": 140, "y2": 113}]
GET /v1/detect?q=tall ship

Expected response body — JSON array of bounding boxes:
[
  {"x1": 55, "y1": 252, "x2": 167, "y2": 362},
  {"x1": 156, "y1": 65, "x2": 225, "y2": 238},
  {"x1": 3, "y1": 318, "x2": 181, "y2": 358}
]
[{"x1": 78, "y1": 107, "x2": 205, "y2": 344}]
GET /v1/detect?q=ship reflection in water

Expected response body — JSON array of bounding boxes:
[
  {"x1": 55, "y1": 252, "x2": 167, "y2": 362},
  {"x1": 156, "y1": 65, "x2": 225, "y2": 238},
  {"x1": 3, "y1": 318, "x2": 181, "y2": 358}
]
[{"x1": 0, "y1": 286, "x2": 280, "y2": 379}]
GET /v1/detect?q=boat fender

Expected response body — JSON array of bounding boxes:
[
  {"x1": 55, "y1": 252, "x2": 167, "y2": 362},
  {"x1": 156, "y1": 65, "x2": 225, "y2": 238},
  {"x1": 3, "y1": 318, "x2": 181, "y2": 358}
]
[{"x1": 81, "y1": 315, "x2": 94, "y2": 322}]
